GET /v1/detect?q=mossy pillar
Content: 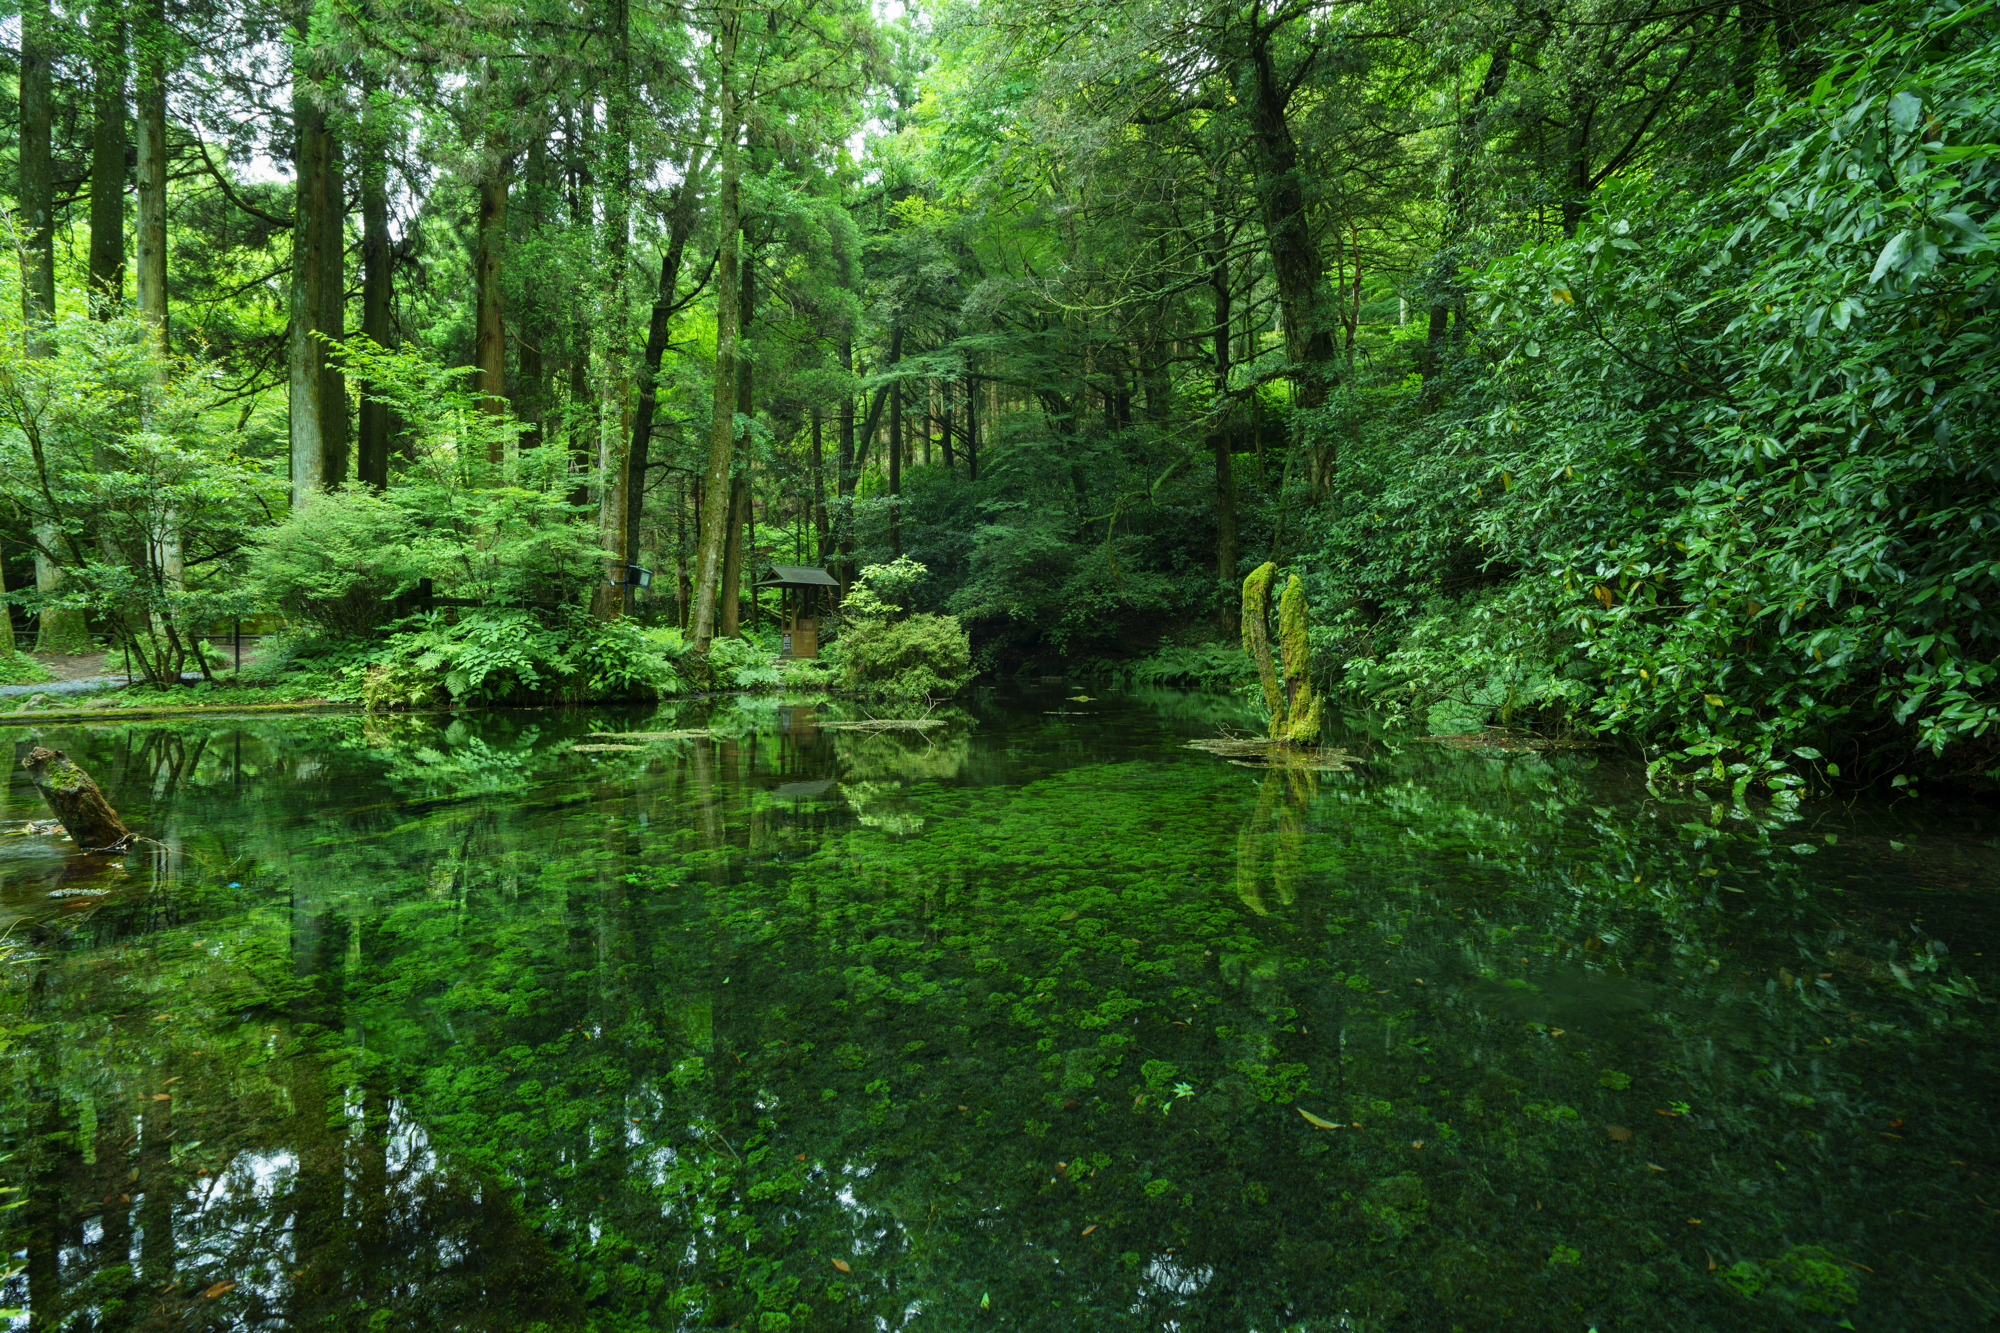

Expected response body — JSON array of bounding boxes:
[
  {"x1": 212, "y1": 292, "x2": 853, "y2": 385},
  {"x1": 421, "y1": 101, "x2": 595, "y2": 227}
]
[
  {"x1": 1275, "y1": 574, "x2": 1321, "y2": 745},
  {"x1": 1240, "y1": 561, "x2": 1320, "y2": 746}
]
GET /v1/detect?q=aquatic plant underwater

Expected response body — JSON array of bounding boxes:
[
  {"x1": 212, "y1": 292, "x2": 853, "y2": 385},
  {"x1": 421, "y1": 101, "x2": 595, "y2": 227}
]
[{"x1": 0, "y1": 688, "x2": 1993, "y2": 1330}]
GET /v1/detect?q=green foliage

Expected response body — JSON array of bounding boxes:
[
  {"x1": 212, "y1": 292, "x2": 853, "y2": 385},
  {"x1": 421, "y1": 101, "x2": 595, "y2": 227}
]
[
  {"x1": 1304, "y1": 1, "x2": 2000, "y2": 788},
  {"x1": 361, "y1": 660, "x2": 443, "y2": 711},
  {"x1": 839, "y1": 559, "x2": 973, "y2": 698},
  {"x1": 1347, "y1": 583, "x2": 1597, "y2": 736},
  {"x1": 332, "y1": 339, "x2": 601, "y2": 611},
  {"x1": 0, "y1": 649, "x2": 53, "y2": 687},
  {"x1": 1470, "y1": 0, "x2": 2000, "y2": 786},
  {"x1": 1113, "y1": 642, "x2": 1254, "y2": 690},
  {"x1": 708, "y1": 634, "x2": 784, "y2": 690},
  {"x1": 363, "y1": 609, "x2": 687, "y2": 708},
  {"x1": 841, "y1": 614, "x2": 974, "y2": 699},
  {"x1": 837, "y1": 555, "x2": 927, "y2": 622},
  {"x1": 249, "y1": 486, "x2": 420, "y2": 637},
  {"x1": 0, "y1": 293, "x2": 275, "y2": 686},
  {"x1": 899, "y1": 472, "x2": 1197, "y2": 667}
]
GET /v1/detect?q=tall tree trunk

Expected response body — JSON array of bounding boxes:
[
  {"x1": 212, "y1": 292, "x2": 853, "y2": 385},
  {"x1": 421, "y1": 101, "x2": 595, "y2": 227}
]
[
  {"x1": 965, "y1": 372, "x2": 979, "y2": 482},
  {"x1": 811, "y1": 410, "x2": 829, "y2": 559},
  {"x1": 475, "y1": 170, "x2": 509, "y2": 444},
  {"x1": 318, "y1": 120, "x2": 348, "y2": 486},
  {"x1": 676, "y1": 474, "x2": 691, "y2": 628},
  {"x1": 1240, "y1": 23, "x2": 1335, "y2": 453},
  {"x1": 1208, "y1": 184, "x2": 1237, "y2": 633},
  {"x1": 623, "y1": 150, "x2": 706, "y2": 613},
  {"x1": 835, "y1": 338, "x2": 855, "y2": 584},
  {"x1": 357, "y1": 72, "x2": 393, "y2": 487},
  {"x1": 22, "y1": 0, "x2": 89, "y2": 653},
  {"x1": 717, "y1": 240, "x2": 755, "y2": 637},
  {"x1": 595, "y1": 380, "x2": 628, "y2": 619},
  {"x1": 89, "y1": 1, "x2": 128, "y2": 313},
  {"x1": 20, "y1": 0, "x2": 56, "y2": 345},
  {"x1": 288, "y1": 9, "x2": 334, "y2": 508},
  {"x1": 1426, "y1": 40, "x2": 1510, "y2": 383},
  {"x1": 134, "y1": 0, "x2": 167, "y2": 355},
  {"x1": 594, "y1": 0, "x2": 634, "y2": 621},
  {"x1": 939, "y1": 382, "x2": 953, "y2": 470},
  {"x1": 690, "y1": 11, "x2": 741, "y2": 649},
  {"x1": 888, "y1": 380, "x2": 902, "y2": 557},
  {"x1": 515, "y1": 129, "x2": 549, "y2": 449},
  {"x1": 718, "y1": 476, "x2": 748, "y2": 638},
  {"x1": 564, "y1": 102, "x2": 592, "y2": 503}
]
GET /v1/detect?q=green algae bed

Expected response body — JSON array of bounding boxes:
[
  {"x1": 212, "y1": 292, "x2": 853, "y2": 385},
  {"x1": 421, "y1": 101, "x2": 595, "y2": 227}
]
[{"x1": 1, "y1": 688, "x2": 1994, "y2": 1331}]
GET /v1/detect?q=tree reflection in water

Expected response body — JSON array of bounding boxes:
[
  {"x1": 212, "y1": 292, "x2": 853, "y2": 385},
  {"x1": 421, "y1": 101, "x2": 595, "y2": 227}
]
[{"x1": 1, "y1": 689, "x2": 1994, "y2": 1330}]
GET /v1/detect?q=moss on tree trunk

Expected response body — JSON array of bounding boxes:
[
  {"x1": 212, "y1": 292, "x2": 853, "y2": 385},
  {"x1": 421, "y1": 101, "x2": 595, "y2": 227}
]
[
  {"x1": 1240, "y1": 562, "x2": 1321, "y2": 746},
  {"x1": 21, "y1": 747, "x2": 132, "y2": 851}
]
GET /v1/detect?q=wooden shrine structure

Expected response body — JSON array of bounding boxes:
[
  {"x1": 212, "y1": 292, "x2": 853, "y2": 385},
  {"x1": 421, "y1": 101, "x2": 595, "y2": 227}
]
[{"x1": 756, "y1": 564, "x2": 840, "y2": 658}]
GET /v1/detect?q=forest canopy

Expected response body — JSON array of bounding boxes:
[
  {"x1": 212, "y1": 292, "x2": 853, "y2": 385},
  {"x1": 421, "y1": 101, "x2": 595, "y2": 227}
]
[{"x1": 0, "y1": 0, "x2": 1994, "y2": 788}]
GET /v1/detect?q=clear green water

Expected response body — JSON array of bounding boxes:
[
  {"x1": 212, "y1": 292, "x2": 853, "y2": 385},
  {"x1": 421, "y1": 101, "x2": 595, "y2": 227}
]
[{"x1": 2, "y1": 688, "x2": 1995, "y2": 1332}]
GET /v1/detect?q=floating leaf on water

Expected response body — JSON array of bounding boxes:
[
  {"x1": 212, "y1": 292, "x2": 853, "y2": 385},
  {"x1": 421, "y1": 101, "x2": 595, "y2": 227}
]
[
  {"x1": 830, "y1": 1258, "x2": 851, "y2": 1273},
  {"x1": 1067, "y1": 695, "x2": 1094, "y2": 702},
  {"x1": 1606, "y1": 1125, "x2": 1633, "y2": 1141},
  {"x1": 570, "y1": 744, "x2": 646, "y2": 753},
  {"x1": 1297, "y1": 1107, "x2": 1342, "y2": 1129},
  {"x1": 1059, "y1": 910, "x2": 1079, "y2": 922},
  {"x1": 587, "y1": 730, "x2": 714, "y2": 742},
  {"x1": 151, "y1": 1094, "x2": 172, "y2": 1102},
  {"x1": 199, "y1": 1282, "x2": 235, "y2": 1299},
  {"x1": 1081, "y1": 1225, "x2": 1097, "y2": 1236}
]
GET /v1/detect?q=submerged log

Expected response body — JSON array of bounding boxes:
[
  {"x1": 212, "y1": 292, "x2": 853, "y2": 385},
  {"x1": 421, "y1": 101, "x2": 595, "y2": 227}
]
[{"x1": 21, "y1": 747, "x2": 133, "y2": 852}]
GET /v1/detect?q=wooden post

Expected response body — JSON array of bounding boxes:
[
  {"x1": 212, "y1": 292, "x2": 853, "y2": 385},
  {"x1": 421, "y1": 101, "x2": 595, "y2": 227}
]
[{"x1": 21, "y1": 747, "x2": 133, "y2": 851}]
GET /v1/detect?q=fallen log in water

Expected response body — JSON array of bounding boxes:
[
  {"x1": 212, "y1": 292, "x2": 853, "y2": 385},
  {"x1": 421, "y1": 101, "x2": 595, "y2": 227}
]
[{"x1": 20, "y1": 747, "x2": 133, "y2": 852}]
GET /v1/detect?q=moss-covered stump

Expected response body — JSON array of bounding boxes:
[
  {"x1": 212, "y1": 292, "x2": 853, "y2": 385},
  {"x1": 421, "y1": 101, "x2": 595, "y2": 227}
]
[
  {"x1": 1240, "y1": 562, "x2": 1321, "y2": 746},
  {"x1": 21, "y1": 747, "x2": 133, "y2": 852}
]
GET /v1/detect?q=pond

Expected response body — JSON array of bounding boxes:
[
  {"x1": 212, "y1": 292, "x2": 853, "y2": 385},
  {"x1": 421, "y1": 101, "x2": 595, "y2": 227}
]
[{"x1": 2, "y1": 688, "x2": 1996, "y2": 1331}]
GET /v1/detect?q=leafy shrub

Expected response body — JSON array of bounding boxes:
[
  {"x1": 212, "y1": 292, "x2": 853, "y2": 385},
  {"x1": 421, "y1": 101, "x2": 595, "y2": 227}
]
[
  {"x1": 0, "y1": 649, "x2": 54, "y2": 687},
  {"x1": 576, "y1": 620, "x2": 688, "y2": 699},
  {"x1": 371, "y1": 609, "x2": 563, "y2": 704},
  {"x1": 1311, "y1": 1, "x2": 2000, "y2": 787},
  {"x1": 363, "y1": 608, "x2": 688, "y2": 707},
  {"x1": 1346, "y1": 584, "x2": 1595, "y2": 735},
  {"x1": 839, "y1": 559, "x2": 974, "y2": 698},
  {"x1": 249, "y1": 486, "x2": 419, "y2": 636},
  {"x1": 844, "y1": 614, "x2": 974, "y2": 698},
  {"x1": 361, "y1": 661, "x2": 443, "y2": 711},
  {"x1": 1119, "y1": 642, "x2": 1255, "y2": 690},
  {"x1": 946, "y1": 517, "x2": 1182, "y2": 662},
  {"x1": 708, "y1": 634, "x2": 783, "y2": 689}
]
